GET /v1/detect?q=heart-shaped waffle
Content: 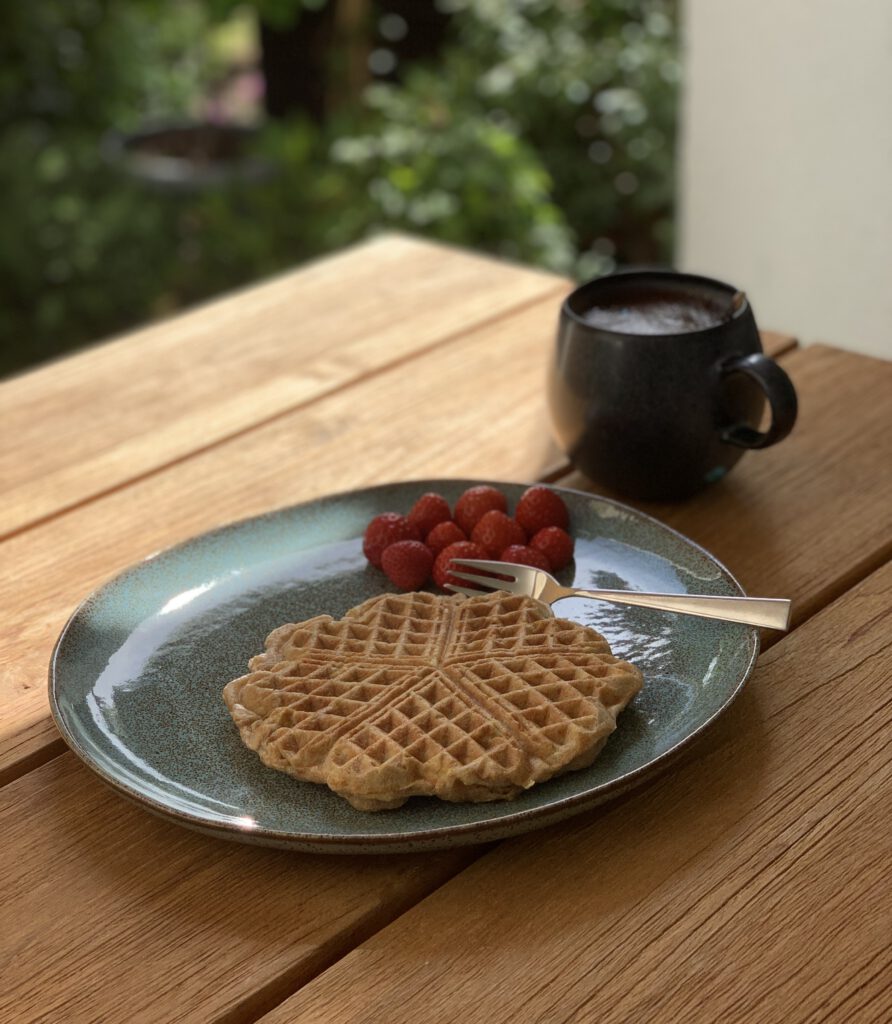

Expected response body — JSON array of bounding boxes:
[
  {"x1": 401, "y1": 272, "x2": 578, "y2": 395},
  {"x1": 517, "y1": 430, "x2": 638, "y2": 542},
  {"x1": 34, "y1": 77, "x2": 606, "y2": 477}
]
[{"x1": 223, "y1": 590, "x2": 642, "y2": 810}]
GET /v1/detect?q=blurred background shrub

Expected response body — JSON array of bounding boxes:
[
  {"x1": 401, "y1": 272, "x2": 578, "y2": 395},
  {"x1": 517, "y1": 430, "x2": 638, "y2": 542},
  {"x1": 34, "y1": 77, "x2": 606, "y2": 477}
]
[{"x1": 0, "y1": 0, "x2": 678, "y2": 378}]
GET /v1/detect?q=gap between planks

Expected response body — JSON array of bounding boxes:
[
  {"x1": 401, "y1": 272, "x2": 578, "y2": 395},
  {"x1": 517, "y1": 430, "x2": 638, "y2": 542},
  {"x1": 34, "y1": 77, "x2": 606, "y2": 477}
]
[{"x1": 209, "y1": 847, "x2": 498, "y2": 1024}]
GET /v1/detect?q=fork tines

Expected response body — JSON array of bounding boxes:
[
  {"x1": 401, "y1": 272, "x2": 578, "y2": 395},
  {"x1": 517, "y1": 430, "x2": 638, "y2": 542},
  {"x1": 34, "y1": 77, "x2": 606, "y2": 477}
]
[
  {"x1": 444, "y1": 583, "x2": 494, "y2": 598},
  {"x1": 449, "y1": 558, "x2": 522, "y2": 578},
  {"x1": 446, "y1": 559, "x2": 525, "y2": 596}
]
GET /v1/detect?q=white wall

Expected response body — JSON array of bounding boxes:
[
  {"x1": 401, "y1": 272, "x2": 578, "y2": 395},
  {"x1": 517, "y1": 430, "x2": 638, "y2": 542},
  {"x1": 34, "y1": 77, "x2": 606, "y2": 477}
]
[{"x1": 679, "y1": 0, "x2": 892, "y2": 358}]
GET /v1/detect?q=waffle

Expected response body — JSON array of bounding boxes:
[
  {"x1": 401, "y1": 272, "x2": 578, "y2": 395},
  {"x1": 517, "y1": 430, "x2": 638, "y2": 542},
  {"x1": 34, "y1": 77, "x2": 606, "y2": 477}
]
[{"x1": 223, "y1": 591, "x2": 643, "y2": 810}]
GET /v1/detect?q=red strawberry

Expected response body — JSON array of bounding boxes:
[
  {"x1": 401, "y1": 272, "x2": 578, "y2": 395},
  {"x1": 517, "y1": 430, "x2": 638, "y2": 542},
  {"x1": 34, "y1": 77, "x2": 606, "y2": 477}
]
[
  {"x1": 454, "y1": 485, "x2": 508, "y2": 535},
  {"x1": 381, "y1": 540, "x2": 434, "y2": 590},
  {"x1": 471, "y1": 510, "x2": 526, "y2": 557},
  {"x1": 499, "y1": 544, "x2": 551, "y2": 572},
  {"x1": 514, "y1": 485, "x2": 570, "y2": 535},
  {"x1": 426, "y1": 520, "x2": 467, "y2": 555},
  {"x1": 530, "y1": 526, "x2": 574, "y2": 571},
  {"x1": 362, "y1": 513, "x2": 419, "y2": 567},
  {"x1": 432, "y1": 540, "x2": 488, "y2": 590},
  {"x1": 408, "y1": 492, "x2": 452, "y2": 538}
]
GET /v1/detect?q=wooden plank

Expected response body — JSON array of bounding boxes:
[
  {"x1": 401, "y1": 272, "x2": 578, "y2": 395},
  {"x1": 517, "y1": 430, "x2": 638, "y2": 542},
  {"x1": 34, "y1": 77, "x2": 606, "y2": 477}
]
[
  {"x1": 0, "y1": 235, "x2": 566, "y2": 538},
  {"x1": 0, "y1": 712, "x2": 65, "y2": 789},
  {"x1": 759, "y1": 329, "x2": 798, "y2": 357},
  {"x1": 253, "y1": 560, "x2": 892, "y2": 1024},
  {"x1": 0, "y1": 337, "x2": 878, "y2": 785},
  {"x1": 559, "y1": 344, "x2": 892, "y2": 625},
  {"x1": 0, "y1": 754, "x2": 485, "y2": 1024}
]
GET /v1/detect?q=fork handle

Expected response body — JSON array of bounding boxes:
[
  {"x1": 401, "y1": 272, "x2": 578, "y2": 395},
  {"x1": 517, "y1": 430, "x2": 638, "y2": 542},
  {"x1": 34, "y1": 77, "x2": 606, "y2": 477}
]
[{"x1": 562, "y1": 588, "x2": 792, "y2": 630}]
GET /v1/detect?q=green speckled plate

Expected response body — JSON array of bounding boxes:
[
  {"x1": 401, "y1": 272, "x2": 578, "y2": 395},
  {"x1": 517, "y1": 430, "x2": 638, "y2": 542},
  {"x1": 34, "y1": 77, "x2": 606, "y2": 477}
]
[{"x1": 49, "y1": 479, "x2": 758, "y2": 854}]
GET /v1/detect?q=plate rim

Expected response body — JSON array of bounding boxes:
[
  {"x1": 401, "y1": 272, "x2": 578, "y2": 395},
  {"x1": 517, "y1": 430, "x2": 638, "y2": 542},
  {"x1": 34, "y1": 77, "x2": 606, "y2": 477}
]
[{"x1": 48, "y1": 477, "x2": 760, "y2": 851}]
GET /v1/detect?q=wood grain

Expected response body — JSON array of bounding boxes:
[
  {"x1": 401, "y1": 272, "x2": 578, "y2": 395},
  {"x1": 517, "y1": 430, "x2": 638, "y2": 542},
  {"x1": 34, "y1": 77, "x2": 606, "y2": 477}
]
[
  {"x1": 0, "y1": 234, "x2": 565, "y2": 538},
  {"x1": 255, "y1": 560, "x2": 892, "y2": 1024},
  {"x1": 0, "y1": 333, "x2": 873, "y2": 785},
  {"x1": 560, "y1": 344, "x2": 892, "y2": 625},
  {"x1": 0, "y1": 755, "x2": 485, "y2": 1024}
]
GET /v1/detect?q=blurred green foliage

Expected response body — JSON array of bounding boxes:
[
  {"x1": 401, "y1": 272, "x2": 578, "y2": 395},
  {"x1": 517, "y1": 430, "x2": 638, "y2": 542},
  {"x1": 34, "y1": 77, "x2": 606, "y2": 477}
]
[
  {"x1": 0, "y1": 0, "x2": 678, "y2": 379},
  {"x1": 1, "y1": 0, "x2": 221, "y2": 375},
  {"x1": 441, "y1": 0, "x2": 679, "y2": 273}
]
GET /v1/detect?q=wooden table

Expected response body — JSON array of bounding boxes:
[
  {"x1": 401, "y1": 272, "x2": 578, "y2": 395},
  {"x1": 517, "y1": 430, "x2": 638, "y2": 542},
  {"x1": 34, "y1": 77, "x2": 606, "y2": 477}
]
[{"x1": 2, "y1": 235, "x2": 890, "y2": 1024}]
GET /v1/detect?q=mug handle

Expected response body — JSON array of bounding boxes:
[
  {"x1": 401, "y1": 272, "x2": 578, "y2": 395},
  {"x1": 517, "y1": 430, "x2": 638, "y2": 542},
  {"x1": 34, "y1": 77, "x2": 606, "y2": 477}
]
[{"x1": 720, "y1": 353, "x2": 798, "y2": 449}]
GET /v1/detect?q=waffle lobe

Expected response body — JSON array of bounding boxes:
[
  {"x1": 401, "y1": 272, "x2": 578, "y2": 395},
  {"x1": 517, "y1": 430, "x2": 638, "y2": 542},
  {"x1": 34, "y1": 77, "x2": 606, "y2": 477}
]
[{"x1": 223, "y1": 591, "x2": 643, "y2": 810}]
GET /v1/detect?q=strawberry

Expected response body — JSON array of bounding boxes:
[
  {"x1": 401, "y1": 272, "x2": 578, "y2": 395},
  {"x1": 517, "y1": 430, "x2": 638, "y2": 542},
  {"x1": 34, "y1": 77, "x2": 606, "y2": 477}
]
[
  {"x1": 381, "y1": 540, "x2": 434, "y2": 590},
  {"x1": 362, "y1": 513, "x2": 420, "y2": 567},
  {"x1": 408, "y1": 492, "x2": 452, "y2": 538},
  {"x1": 498, "y1": 544, "x2": 551, "y2": 572},
  {"x1": 530, "y1": 526, "x2": 574, "y2": 571},
  {"x1": 426, "y1": 520, "x2": 467, "y2": 555},
  {"x1": 514, "y1": 485, "x2": 569, "y2": 535},
  {"x1": 432, "y1": 540, "x2": 489, "y2": 590},
  {"x1": 471, "y1": 510, "x2": 526, "y2": 557},
  {"x1": 454, "y1": 485, "x2": 508, "y2": 535}
]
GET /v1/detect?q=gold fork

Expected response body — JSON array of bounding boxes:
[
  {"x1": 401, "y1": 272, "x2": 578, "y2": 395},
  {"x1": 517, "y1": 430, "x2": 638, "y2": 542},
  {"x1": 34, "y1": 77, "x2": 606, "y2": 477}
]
[{"x1": 446, "y1": 559, "x2": 791, "y2": 630}]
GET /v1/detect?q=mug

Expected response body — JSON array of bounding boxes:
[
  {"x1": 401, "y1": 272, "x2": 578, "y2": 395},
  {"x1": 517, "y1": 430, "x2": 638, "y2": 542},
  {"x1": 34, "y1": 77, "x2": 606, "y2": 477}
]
[{"x1": 547, "y1": 270, "x2": 798, "y2": 500}]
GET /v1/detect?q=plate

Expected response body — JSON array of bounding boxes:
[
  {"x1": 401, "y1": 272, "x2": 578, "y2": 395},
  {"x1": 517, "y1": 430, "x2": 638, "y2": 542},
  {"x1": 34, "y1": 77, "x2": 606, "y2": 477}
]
[{"x1": 49, "y1": 479, "x2": 758, "y2": 854}]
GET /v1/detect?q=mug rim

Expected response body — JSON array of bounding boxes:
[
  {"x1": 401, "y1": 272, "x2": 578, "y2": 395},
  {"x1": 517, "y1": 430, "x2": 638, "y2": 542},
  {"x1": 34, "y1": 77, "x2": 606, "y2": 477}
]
[{"x1": 561, "y1": 269, "x2": 751, "y2": 339}]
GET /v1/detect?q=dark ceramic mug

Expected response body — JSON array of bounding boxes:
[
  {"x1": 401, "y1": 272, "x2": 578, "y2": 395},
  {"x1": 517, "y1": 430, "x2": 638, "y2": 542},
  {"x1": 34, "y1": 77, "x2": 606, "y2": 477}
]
[{"x1": 547, "y1": 271, "x2": 798, "y2": 500}]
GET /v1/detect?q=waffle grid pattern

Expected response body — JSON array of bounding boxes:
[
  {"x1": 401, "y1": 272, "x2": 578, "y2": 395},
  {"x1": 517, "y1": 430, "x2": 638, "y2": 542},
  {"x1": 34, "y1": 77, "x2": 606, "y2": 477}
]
[{"x1": 223, "y1": 591, "x2": 643, "y2": 810}]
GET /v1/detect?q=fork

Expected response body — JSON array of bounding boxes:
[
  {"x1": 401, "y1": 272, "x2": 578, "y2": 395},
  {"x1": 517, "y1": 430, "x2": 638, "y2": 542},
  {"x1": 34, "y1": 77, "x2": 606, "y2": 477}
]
[{"x1": 446, "y1": 559, "x2": 792, "y2": 630}]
